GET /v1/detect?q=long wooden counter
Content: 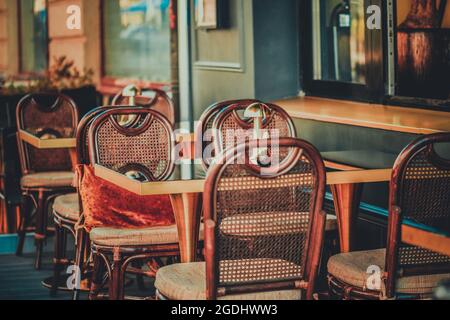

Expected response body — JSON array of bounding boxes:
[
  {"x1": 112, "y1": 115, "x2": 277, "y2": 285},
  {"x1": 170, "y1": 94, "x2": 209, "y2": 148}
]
[{"x1": 276, "y1": 97, "x2": 450, "y2": 134}]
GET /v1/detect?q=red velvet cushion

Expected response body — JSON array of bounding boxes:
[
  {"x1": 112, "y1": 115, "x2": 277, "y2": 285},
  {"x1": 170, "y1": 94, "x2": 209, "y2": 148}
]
[{"x1": 76, "y1": 165, "x2": 175, "y2": 232}]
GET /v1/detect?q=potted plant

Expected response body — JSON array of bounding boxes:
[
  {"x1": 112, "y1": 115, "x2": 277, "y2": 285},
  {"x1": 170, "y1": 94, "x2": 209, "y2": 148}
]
[{"x1": 0, "y1": 56, "x2": 99, "y2": 117}]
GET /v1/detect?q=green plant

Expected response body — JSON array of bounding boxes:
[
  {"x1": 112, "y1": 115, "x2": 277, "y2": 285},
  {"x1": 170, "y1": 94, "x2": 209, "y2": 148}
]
[{"x1": 1, "y1": 56, "x2": 94, "y2": 95}]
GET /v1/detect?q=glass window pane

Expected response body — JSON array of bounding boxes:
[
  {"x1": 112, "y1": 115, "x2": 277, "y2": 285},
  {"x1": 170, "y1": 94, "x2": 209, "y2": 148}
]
[
  {"x1": 312, "y1": 0, "x2": 366, "y2": 84},
  {"x1": 20, "y1": 0, "x2": 48, "y2": 73},
  {"x1": 103, "y1": 0, "x2": 172, "y2": 82},
  {"x1": 396, "y1": 0, "x2": 450, "y2": 100}
]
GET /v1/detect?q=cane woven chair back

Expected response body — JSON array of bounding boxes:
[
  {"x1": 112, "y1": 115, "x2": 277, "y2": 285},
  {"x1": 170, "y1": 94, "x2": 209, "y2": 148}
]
[
  {"x1": 386, "y1": 132, "x2": 450, "y2": 296},
  {"x1": 203, "y1": 138, "x2": 327, "y2": 300},
  {"x1": 195, "y1": 99, "x2": 260, "y2": 170},
  {"x1": 112, "y1": 88, "x2": 175, "y2": 126},
  {"x1": 76, "y1": 106, "x2": 130, "y2": 165},
  {"x1": 212, "y1": 103, "x2": 297, "y2": 162},
  {"x1": 16, "y1": 93, "x2": 79, "y2": 175},
  {"x1": 89, "y1": 108, "x2": 175, "y2": 182}
]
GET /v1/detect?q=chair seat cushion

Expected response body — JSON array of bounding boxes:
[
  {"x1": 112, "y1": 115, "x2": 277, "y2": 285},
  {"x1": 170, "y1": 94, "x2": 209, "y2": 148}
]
[
  {"x1": 328, "y1": 249, "x2": 450, "y2": 295},
  {"x1": 90, "y1": 223, "x2": 205, "y2": 247},
  {"x1": 220, "y1": 212, "x2": 337, "y2": 237},
  {"x1": 53, "y1": 193, "x2": 80, "y2": 221},
  {"x1": 21, "y1": 171, "x2": 74, "y2": 188},
  {"x1": 155, "y1": 262, "x2": 302, "y2": 300},
  {"x1": 77, "y1": 165, "x2": 175, "y2": 232},
  {"x1": 90, "y1": 224, "x2": 179, "y2": 246}
]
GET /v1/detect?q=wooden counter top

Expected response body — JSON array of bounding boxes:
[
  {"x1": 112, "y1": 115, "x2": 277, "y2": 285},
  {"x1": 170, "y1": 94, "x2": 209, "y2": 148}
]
[{"x1": 276, "y1": 97, "x2": 450, "y2": 135}]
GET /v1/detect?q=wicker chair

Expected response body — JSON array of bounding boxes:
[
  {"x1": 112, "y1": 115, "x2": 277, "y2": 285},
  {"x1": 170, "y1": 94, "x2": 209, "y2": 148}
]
[
  {"x1": 87, "y1": 108, "x2": 180, "y2": 300},
  {"x1": 212, "y1": 102, "x2": 337, "y2": 234},
  {"x1": 112, "y1": 86, "x2": 175, "y2": 126},
  {"x1": 15, "y1": 93, "x2": 78, "y2": 269},
  {"x1": 51, "y1": 105, "x2": 120, "y2": 297},
  {"x1": 212, "y1": 102, "x2": 297, "y2": 156},
  {"x1": 328, "y1": 133, "x2": 450, "y2": 300},
  {"x1": 155, "y1": 138, "x2": 327, "y2": 300},
  {"x1": 195, "y1": 99, "x2": 260, "y2": 170}
]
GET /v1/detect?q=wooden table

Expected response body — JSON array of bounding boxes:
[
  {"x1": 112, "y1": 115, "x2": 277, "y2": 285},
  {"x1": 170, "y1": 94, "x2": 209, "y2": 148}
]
[
  {"x1": 18, "y1": 130, "x2": 76, "y2": 149},
  {"x1": 95, "y1": 164, "x2": 394, "y2": 262},
  {"x1": 276, "y1": 96, "x2": 450, "y2": 135},
  {"x1": 18, "y1": 130, "x2": 78, "y2": 166},
  {"x1": 95, "y1": 164, "x2": 450, "y2": 260}
]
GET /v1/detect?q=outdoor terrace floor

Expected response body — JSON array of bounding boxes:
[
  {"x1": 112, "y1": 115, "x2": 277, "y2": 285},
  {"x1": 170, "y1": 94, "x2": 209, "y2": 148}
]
[{"x1": 0, "y1": 252, "x2": 153, "y2": 300}]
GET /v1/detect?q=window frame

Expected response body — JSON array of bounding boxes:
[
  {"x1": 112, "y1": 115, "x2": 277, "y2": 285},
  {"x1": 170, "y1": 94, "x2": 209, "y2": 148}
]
[
  {"x1": 99, "y1": 0, "x2": 176, "y2": 96},
  {"x1": 300, "y1": 0, "x2": 386, "y2": 103},
  {"x1": 300, "y1": 0, "x2": 450, "y2": 111},
  {"x1": 17, "y1": 0, "x2": 49, "y2": 76}
]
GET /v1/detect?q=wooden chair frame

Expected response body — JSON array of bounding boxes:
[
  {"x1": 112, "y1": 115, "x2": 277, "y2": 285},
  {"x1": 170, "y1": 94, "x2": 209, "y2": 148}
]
[
  {"x1": 195, "y1": 99, "x2": 261, "y2": 170},
  {"x1": 15, "y1": 93, "x2": 78, "y2": 270},
  {"x1": 52, "y1": 105, "x2": 124, "y2": 298},
  {"x1": 87, "y1": 107, "x2": 181, "y2": 300},
  {"x1": 201, "y1": 138, "x2": 327, "y2": 300},
  {"x1": 328, "y1": 132, "x2": 450, "y2": 300},
  {"x1": 112, "y1": 87, "x2": 175, "y2": 127},
  {"x1": 212, "y1": 102, "x2": 297, "y2": 157}
]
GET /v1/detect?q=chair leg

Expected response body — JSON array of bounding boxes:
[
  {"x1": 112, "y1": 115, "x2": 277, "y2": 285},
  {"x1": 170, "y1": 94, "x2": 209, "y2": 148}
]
[
  {"x1": 51, "y1": 224, "x2": 64, "y2": 297},
  {"x1": 133, "y1": 260, "x2": 146, "y2": 291},
  {"x1": 16, "y1": 194, "x2": 32, "y2": 256},
  {"x1": 73, "y1": 229, "x2": 87, "y2": 300},
  {"x1": 34, "y1": 190, "x2": 47, "y2": 270},
  {"x1": 6, "y1": 201, "x2": 18, "y2": 234},
  {"x1": 109, "y1": 251, "x2": 125, "y2": 300},
  {"x1": 89, "y1": 253, "x2": 106, "y2": 300}
]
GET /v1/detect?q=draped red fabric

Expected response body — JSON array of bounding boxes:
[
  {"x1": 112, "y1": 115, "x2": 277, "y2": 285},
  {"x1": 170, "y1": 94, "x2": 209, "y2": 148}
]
[{"x1": 76, "y1": 165, "x2": 175, "y2": 232}]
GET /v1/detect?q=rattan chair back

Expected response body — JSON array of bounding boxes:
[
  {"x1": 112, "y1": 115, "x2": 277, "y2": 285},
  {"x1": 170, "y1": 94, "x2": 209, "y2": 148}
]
[
  {"x1": 88, "y1": 108, "x2": 175, "y2": 182},
  {"x1": 203, "y1": 138, "x2": 327, "y2": 300},
  {"x1": 16, "y1": 93, "x2": 79, "y2": 175},
  {"x1": 112, "y1": 87, "x2": 175, "y2": 126},
  {"x1": 386, "y1": 132, "x2": 450, "y2": 297}
]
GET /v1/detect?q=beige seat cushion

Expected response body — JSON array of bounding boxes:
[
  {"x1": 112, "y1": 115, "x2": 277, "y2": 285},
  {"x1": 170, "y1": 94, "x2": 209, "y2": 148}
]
[
  {"x1": 90, "y1": 225, "x2": 179, "y2": 246},
  {"x1": 53, "y1": 193, "x2": 80, "y2": 221},
  {"x1": 220, "y1": 212, "x2": 337, "y2": 237},
  {"x1": 328, "y1": 249, "x2": 450, "y2": 295},
  {"x1": 90, "y1": 224, "x2": 205, "y2": 247},
  {"x1": 21, "y1": 171, "x2": 74, "y2": 188},
  {"x1": 155, "y1": 262, "x2": 302, "y2": 300}
]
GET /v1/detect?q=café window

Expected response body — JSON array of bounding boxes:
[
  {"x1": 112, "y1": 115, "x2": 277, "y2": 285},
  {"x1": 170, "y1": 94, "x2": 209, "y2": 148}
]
[
  {"x1": 394, "y1": 0, "x2": 450, "y2": 106},
  {"x1": 19, "y1": 0, "x2": 48, "y2": 73},
  {"x1": 102, "y1": 0, "x2": 172, "y2": 83},
  {"x1": 312, "y1": 0, "x2": 367, "y2": 84},
  {"x1": 304, "y1": 0, "x2": 449, "y2": 108},
  {"x1": 304, "y1": 0, "x2": 384, "y2": 102}
]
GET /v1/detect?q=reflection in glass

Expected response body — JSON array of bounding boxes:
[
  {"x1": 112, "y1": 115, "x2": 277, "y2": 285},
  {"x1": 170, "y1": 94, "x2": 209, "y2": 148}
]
[
  {"x1": 312, "y1": 0, "x2": 366, "y2": 84},
  {"x1": 396, "y1": 0, "x2": 450, "y2": 100},
  {"x1": 103, "y1": 0, "x2": 171, "y2": 82},
  {"x1": 20, "y1": 0, "x2": 48, "y2": 73}
]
